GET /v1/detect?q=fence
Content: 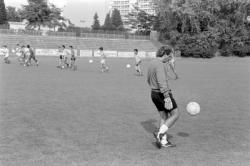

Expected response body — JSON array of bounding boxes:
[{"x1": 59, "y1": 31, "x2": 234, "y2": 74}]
[
  {"x1": 0, "y1": 29, "x2": 42, "y2": 36},
  {"x1": 0, "y1": 29, "x2": 150, "y2": 40}
]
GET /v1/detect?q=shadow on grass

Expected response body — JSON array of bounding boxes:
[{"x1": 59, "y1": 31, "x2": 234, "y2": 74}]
[
  {"x1": 141, "y1": 119, "x2": 158, "y2": 133},
  {"x1": 177, "y1": 132, "x2": 190, "y2": 137},
  {"x1": 141, "y1": 119, "x2": 186, "y2": 140}
]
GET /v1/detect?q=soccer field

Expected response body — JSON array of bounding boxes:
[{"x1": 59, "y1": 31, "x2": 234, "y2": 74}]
[{"x1": 1, "y1": 57, "x2": 250, "y2": 166}]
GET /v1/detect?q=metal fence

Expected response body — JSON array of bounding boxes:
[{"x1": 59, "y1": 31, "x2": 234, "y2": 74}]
[
  {"x1": 0, "y1": 29, "x2": 42, "y2": 36},
  {"x1": 0, "y1": 29, "x2": 150, "y2": 40},
  {"x1": 46, "y1": 31, "x2": 76, "y2": 37}
]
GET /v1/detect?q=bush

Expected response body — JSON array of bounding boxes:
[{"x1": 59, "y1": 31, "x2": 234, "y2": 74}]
[
  {"x1": 176, "y1": 33, "x2": 216, "y2": 58},
  {"x1": 220, "y1": 48, "x2": 233, "y2": 57},
  {"x1": 232, "y1": 45, "x2": 250, "y2": 57}
]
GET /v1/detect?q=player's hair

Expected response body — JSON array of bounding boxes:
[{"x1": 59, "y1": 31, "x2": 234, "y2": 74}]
[
  {"x1": 16, "y1": 44, "x2": 19, "y2": 46},
  {"x1": 99, "y1": 47, "x2": 103, "y2": 51},
  {"x1": 27, "y1": 45, "x2": 30, "y2": 48},
  {"x1": 69, "y1": 46, "x2": 73, "y2": 48},
  {"x1": 134, "y1": 49, "x2": 138, "y2": 52},
  {"x1": 62, "y1": 45, "x2": 65, "y2": 48},
  {"x1": 156, "y1": 46, "x2": 172, "y2": 57},
  {"x1": 3, "y1": 45, "x2": 7, "y2": 47}
]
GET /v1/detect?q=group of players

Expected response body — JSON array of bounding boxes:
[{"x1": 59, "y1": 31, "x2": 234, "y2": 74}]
[
  {"x1": 1, "y1": 44, "x2": 38, "y2": 66},
  {"x1": 57, "y1": 45, "x2": 77, "y2": 70},
  {"x1": 1, "y1": 43, "x2": 180, "y2": 148},
  {"x1": 1, "y1": 44, "x2": 177, "y2": 79},
  {"x1": 56, "y1": 45, "x2": 145, "y2": 75}
]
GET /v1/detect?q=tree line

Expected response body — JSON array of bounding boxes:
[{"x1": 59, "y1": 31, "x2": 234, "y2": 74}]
[
  {"x1": 127, "y1": 0, "x2": 250, "y2": 57},
  {"x1": 1, "y1": 0, "x2": 249, "y2": 57},
  {"x1": 0, "y1": 0, "x2": 69, "y2": 31},
  {"x1": 91, "y1": 9, "x2": 124, "y2": 32}
]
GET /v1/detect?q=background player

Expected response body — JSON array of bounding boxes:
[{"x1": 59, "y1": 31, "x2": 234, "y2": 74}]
[
  {"x1": 25, "y1": 45, "x2": 38, "y2": 66},
  {"x1": 69, "y1": 45, "x2": 77, "y2": 70},
  {"x1": 98, "y1": 47, "x2": 109, "y2": 72},
  {"x1": 168, "y1": 47, "x2": 179, "y2": 79},
  {"x1": 14, "y1": 44, "x2": 22, "y2": 62},
  {"x1": 134, "y1": 49, "x2": 143, "y2": 76},
  {"x1": 1, "y1": 45, "x2": 10, "y2": 64},
  {"x1": 62, "y1": 45, "x2": 69, "y2": 68},
  {"x1": 57, "y1": 46, "x2": 64, "y2": 68}
]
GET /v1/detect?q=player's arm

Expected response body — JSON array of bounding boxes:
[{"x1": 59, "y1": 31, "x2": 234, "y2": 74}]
[
  {"x1": 156, "y1": 64, "x2": 173, "y2": 109},
  {"x1": 169, "y1": 62, "x2": 178, "y2": 80},
  {"x1": 136, "y1": 59, "x2": 142, "y2": 65}
]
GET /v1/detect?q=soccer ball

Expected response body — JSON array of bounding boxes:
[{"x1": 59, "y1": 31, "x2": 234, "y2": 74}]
[
  {"x1": 126, "y1": 64, "x2": 131, "y2": 68},
  {"x1": 186, "y1": 102, "x2": 200, "y2": 116},
  {"x1": 89, "y1": 59, "x2": 93, "y2": 63}
]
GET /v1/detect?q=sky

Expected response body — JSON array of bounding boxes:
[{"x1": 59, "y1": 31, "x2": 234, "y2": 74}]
[{"x1": 5, "y1": 0, "x2": 111, "y2": 27}]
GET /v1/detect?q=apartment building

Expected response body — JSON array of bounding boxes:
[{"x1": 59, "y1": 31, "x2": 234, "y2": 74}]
[{"x1": 109, "y1": 0, "x2": 155, "y2": 28}]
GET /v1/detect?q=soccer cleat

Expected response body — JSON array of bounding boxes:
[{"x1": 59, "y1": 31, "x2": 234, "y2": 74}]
[
  {"x1": 153, "y1": 132, "x2": 164, "y2": 142},
  {"x1": 153, "y1": 132, "x2": 165, "y2": 149},
  {"x1": 153, "y1": 132, "x2": 162, "y2": 148},
  {"x1": 153, "y1": 132, "x2": 175, "y2": 148},
  {"x1": 161, "y1": 140, "x2": 176, "y2": 148}
]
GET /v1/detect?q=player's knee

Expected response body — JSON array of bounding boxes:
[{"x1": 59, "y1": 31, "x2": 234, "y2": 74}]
[
  {"x1": 159, "y1": 111, "x2": 168, "y2": 120},
  {"x1": 171, "y1": 108, "x2": 180, "y2": 120}
]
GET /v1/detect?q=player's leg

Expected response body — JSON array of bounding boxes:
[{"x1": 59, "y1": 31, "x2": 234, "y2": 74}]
[
  {"x1": 164, "y1": 108, "x2": 179, "y2": 129},
  {"x1": 100, "y1": 60, "x2": 106, "y2": 72},
  {"x1": 102, "y1": 63, "x2": 107, "y2": 72},
  {"x1": 68, "y1": 60, "x2": 72, "y2": 68},
  {"x1": 64, "y1": 58, "x2": 68, "y2": 68},
  {"x1": 3, "y1": 57, "x2": 8, "y2": 63},
  {"x1": 58, "y1": 56, "x2": 62, "y2": 68},
  {"x1": 105, "y1": 63, "x2": 109, "y2": 72},
  {"x1": 137, "y1": 65, "x2": 143, "y2": 76},
  {"x1": 32, "y1": 56, "x2": 38, "y2": 66},
  {"x1": 73, "y1": 60, "x2": 77, "y2": 70},
  {"x1": 70, "y1": 60, "x2": 75, "y2": 70},
  {"x1": 158, "y1": 93, "x2": 179, "y2": 144},
  {"x1": 24, "y1": 55, "x2": 29, "y2": 66},
  {"x1": 170, "y1": 62, "x2": 178, "y2": 79},
  {"x1": 72, "y1": 59, "x2": 76, "y2": 69},
  {"x1": 159, "y1": 111, "x2": 168, "y2": 128},
  {"x1": 100, "y1": 63, "x2": 104, "y2": 72},
  {"x1": 59, "y1": 58, "x2": 64, "y2": 68},
  {"x1": 135, "y1": 65, "x2": 139, "y2": 74},
  {"x1": 151, "y1": 91, "x2": 167, "y2": 140},
  {"x1": 152, "y1": 91, "x2": 178, "y2": 147}
]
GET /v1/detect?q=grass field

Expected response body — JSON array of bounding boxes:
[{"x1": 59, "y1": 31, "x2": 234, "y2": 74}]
[{"x1": 1, "y1": 56, "x2": 250, "y2": 166}]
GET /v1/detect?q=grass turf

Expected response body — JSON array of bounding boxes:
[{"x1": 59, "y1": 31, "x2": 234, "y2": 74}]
[{"x1": 0, "y1": 56, "x2": 250, "y2": 166}]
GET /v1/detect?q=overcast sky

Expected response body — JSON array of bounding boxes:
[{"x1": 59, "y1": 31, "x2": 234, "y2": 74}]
[{"x1": 5, "y1": 0, "x2": 111, "y2": 27}]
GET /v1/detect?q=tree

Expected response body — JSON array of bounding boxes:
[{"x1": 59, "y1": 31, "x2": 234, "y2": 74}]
[
  {"x1": 102, "y1": 13, "x2": 113, "y2": 31},
  {"x1": 91, "y1": 12, "x2": 101, "y2": 30},
  {"x1": 21, "y1": 0, "x2": 68, "y2": 31},
  {"x1": 0, "y1": 0, "x2": 7, "y2": 25},
  {"x1": 47, "y1": 4, "x2": 67, "y2": 31},
  {"x1": 22, "y1": 0, "x2": 51, "y2": 30},
  {"x1": 6, "y1": 6, "x2": 22, "y2": 22},
  {"x1": 126, "y1": 6, "x2": 155, "y2": 34},
  {"x1": 153, "y1": 0, "x2": 250, "y2": 57},
  {"x1": 111, "y1": 8, "x2": 124, "y2": 30}
]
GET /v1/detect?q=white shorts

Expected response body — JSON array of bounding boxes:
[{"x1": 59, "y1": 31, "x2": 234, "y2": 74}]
[
  {"x1": 170, "y1": 58, "x2": 175, "y2": 65},
  {"x1": 16, "y1": 53, "x2": 22, "y2": 57},
  {"x1": 136, "y1": 60, "x2": 141, "y2": 65},
  {"x1": 101, "y1": 59, "x2": 105, "y2": 64}
]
